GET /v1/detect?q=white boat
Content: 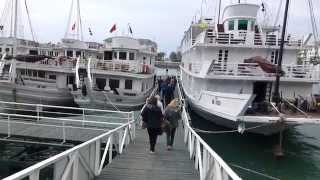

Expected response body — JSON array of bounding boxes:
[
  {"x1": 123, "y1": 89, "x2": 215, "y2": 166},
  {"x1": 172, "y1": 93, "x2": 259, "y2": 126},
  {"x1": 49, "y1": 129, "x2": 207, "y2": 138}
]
[
  {"x1": 0, "y1": 0, "x2": 101, "y2": 106},
  {"x1": 71, "y1": 36, "x2": 157, "y2": 111},
  {"x1": 179, "y1": 2, "x2": 320, "y2": 135}
]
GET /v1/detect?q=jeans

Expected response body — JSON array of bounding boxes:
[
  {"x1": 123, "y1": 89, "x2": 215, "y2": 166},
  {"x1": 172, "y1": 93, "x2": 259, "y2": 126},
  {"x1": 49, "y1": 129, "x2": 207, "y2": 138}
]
[
  {"x1": 166, "y1": 128, "x2": 177, "y2": 146},
  {"x1": 147, "y1": 128, "x2": 161, "y2": 152}
]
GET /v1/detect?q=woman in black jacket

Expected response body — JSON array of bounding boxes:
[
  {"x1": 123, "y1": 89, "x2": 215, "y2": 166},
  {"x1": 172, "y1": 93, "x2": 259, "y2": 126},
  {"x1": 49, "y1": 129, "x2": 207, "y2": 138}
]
[{"x1": 141, "y1": 96, "x2": 163, "y2": 154}]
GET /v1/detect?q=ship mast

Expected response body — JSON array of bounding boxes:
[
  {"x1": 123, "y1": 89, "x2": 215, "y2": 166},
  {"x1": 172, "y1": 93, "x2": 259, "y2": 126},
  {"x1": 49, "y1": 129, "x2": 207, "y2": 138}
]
[
  {"x1": 273, "y1": 0, "x2": 290, "y2": 107},
  {"x1": 64, "y1": 0, "x2": 83, "y2": 40}
]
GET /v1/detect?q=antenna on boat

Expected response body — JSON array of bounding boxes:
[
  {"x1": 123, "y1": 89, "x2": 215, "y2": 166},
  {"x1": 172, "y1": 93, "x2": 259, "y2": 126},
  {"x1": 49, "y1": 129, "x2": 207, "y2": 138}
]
[
  {"x1": 273, "y1": 0, "x2": 290, "y2": 107},
  {"x1": 217, "y1": 0, "x2": 222, "y2": 24}
]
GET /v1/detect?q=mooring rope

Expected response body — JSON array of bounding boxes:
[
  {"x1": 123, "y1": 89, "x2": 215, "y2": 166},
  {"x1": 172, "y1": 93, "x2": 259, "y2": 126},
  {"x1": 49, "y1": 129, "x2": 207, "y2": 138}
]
[
  {"x1": 229, "y1": 163, "x2": 281, "y2": 180},
  {"x1": 192, "y1": 123, "x2": 271, "y2": 134}
]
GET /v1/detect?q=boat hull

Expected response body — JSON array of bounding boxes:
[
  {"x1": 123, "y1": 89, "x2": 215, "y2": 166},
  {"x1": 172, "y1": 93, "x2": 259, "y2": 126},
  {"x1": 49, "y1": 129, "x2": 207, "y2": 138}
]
[
  {"x1": 72, "y1": 90, "x2": 149, "y2": 111},
  {"x1": 0, "y1": 83, "x2": 74, "y2": 106}
]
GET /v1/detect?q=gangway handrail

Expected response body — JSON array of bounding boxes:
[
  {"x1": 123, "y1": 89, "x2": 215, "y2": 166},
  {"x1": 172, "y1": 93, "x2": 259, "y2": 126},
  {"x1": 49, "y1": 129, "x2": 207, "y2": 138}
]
[
  {"x1": 0, "y1": 100, "x2": 130, "y2": 114},
  {"x1": 3, "y1": 118, "x2": 135, "y2": 180},
  {"x1": 176, "y1": 75, "x2": 242, "y2": 180}
]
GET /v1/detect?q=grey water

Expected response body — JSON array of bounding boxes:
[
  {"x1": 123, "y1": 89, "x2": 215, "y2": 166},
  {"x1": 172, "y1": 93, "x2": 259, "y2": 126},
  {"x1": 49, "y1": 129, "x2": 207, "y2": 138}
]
[{"x1": 190, "y1": 109, "x2": 320, "y2": 180}]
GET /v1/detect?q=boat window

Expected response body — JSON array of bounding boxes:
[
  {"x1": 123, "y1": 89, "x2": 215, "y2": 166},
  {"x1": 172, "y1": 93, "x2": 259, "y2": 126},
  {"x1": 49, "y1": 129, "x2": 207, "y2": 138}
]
[
  {"x1": 228, "y1": 20, "x2": 234, "y2": 30},
  {"x1": 38, "y1": 71, "x2": 45, "y2": 78},
  {"x1": 66, "y1": 51, "x2": 73, "y2": 57},
  {"x1": 49, "y1": 75, "x2": 56, "y2": 80},
  {"x1": 119, "y1": 52, "x2": 127, "y2": 60},
  {"x1": 104, "y1": 51, "x2": 113, "y2": 60},
  {"x1": 32, "y1": 71, "x2": 37, "y2": 77},
  {"x1": 238, "y1": 20, "x2": 248, "y2": 30},
  {"x1": 125, "y1": 79, "x2": 133, "y2": 90},
  {"x1": 0, "y1": 48, "x2": 2, "y2": 52},
  {"x1": 141, "y1": 82, "x2": 145, "y2": 92},
  {"x1": 76, "y1": 51, "x2": 81, "y2": 57},
  {"x1": 109, "y1": 79, "x2": 120, "y2": 89},
  {"x1": 129, "y1": 52, "x2": 135, "y2": 60},
  {"x1": 96, "y1": 78, "x2": 106, "y2": 90},
  {"x1": 67, "y1": 76, "x2": 75, "y2": 84},
  {"x1": 5, "y1": 48, "x2": 9, "y2": 52},
  {"x1": 113, "y1": 52, "x2": 117, "y2": 59},
  {"x1": 20, "y1": 69, "x2": 25, "y2": 75},
  {"x1": 27, "y1": 70, "x2": 32, "y2": 76},
  {"x1": 29, "y1": 50, "x2": 38, "y2": 55}
]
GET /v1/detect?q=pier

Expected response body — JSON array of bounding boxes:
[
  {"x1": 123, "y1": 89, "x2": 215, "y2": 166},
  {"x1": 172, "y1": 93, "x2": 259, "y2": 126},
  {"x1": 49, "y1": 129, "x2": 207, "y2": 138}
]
[{"x1": 1, "y1": 83, "x2": 242, "y2": 180}]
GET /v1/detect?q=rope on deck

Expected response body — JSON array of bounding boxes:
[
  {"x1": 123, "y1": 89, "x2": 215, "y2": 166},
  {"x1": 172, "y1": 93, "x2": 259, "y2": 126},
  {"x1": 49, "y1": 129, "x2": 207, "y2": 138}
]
[{"x1": 229, "y1": 163, "x2": 281, "y2": 180}]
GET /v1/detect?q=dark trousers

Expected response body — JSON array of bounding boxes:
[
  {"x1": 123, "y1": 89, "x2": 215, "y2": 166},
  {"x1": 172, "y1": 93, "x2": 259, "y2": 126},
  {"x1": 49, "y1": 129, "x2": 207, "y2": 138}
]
[
  {"x1": 166, "y1": 128, "x2": 177, "y2": 146},
  {"x1": 147, "y1": 128, "x2": 160, "y2": 151}
]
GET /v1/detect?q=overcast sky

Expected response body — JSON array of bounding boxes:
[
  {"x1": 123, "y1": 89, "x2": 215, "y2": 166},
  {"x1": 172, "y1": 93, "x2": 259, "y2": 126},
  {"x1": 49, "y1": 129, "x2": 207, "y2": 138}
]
[{"x1": 0, "y1": 0, "x2": 319, "y2": 54}]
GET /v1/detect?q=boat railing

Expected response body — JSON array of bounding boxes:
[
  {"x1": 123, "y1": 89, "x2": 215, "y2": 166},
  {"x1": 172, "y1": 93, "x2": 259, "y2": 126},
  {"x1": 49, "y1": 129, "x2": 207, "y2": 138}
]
[
  {"x1": 175, "y1": 77, "x2": 242, "y2": 180},
  {"x1": 17, "y1": 58, "x2": 76, "y2": 70},
  {"x1": 202, "y1": 31, "x2": 302, "y2": 47},
  {"x1": 208, "y1": 63, "x2": 320, "y2": 81},
  {"x1": 94, "y1": 61, "x2": 154, "y2": 74},
  {"x1": 2, "y1": 108, "x2": 135, "y2": 180}
]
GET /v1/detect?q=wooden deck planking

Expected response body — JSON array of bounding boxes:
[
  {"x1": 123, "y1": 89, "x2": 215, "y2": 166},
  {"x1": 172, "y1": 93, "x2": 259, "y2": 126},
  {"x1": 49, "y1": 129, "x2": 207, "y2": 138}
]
[{"x1": 96, "y1": 126, "x2": 199, "y2": 180}]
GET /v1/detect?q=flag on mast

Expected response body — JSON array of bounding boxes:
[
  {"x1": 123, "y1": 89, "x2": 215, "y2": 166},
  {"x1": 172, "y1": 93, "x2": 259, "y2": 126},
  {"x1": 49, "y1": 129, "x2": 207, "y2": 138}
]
[
  {"x1": 109, "y1": 24, "x2": 117, "y2": 33},
  {"x1": 128, "y1": 24, "x2": 133, "y2": 34},
  {"x1": 89, "y1": 28, "x2": 93, "y2": 36},
  {"x1": 71, "y1": 23, "x2": 76, "y2": 31}
]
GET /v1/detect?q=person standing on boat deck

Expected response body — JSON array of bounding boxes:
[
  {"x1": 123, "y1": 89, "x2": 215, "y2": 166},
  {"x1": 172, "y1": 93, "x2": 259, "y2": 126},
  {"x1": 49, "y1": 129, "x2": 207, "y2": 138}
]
[
  {"x1": 141, "y1": 96, "x2": 163, "y2": 154},
  {"x1": 164, "y1": 99, "x2": 181, "y2": 150},
  {"x1": 155, "y1": 95, "x2": 164, "y2": 114}
]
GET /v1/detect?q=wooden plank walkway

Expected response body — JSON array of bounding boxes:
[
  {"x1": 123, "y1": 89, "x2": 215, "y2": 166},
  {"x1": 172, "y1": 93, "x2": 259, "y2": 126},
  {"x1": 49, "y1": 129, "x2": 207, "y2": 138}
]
[{"x1": 96, "y1": 126, "x2": 199, "y2": 180}]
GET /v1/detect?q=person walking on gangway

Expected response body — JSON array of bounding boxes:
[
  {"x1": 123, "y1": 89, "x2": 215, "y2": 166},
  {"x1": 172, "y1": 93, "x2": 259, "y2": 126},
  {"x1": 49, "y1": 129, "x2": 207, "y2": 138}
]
[
  {"x1": 141, "y1": 96, "x2": 163, "y2": 154},
  {"x1": 164, "y1": 99, "x2": 181, "y2": 150}
]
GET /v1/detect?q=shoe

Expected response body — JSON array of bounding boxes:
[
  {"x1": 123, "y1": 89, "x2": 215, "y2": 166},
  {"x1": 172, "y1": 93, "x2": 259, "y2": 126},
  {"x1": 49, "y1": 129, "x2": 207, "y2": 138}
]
[
  {"x1": 149, "y1": 151, "x2": 155, "y2": 154},
  {"x1": 167, "y1": 146, "x2": 172, "y2": 151}
]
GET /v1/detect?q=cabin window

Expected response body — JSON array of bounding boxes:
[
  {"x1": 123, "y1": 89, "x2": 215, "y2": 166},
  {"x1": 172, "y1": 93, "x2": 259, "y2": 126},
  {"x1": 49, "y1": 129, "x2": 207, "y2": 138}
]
[
  {"x1": 49, "y1": 75, "x2": 56, "y2": 80},
  {"x1": 29, "y1": 50, "x2": 38, "y2": 55},
  {"x1": 20, "y1": 69, "x2": 26, "y2": 75},
  {"x1": 271, "y1": 50, "x2": 279, "y2": 65},
  {"x1": 129, "y1": 52, "x2": 135, "y2": 60},
  {"x1": 0, "y1": 48, "x2": 2, "y2": 52},
  {"x1": 38, "y1": 71, "x2": 45, "y2": 78},
  {"x1": 104, "y1": 51, "x2": 113, "y2": 60},
  {"x1": 5, "y1": 48, "x2": 9, "y2": 52},
  {"x1": 67, "y1": 75, "x2": 75, "y2": 84},
  {"x1": 66, "y1": 51, "x2": 73, "y2": 57},
  {"x1": 32, "y1": 71, "x2": 37, "y2": 77},
  {"x1": 228, "y1": 20, "x2": 235, "y2": 30},
  {"x1": 125, "y1": 80, "x2": 133, "y2": 90},
  {"x1": 238, "y1": 20, "x2": 248, "y2": 30},
  {"x1": 119, "y1": 52, "x2": 127, "y2": 60},
  {"x1": 109, "y1": 79, "x2": 120, "y2": 89},
  {"x1": 76, "y1": 51, "x2": 81, "y2": 57},
  {"x1": 96, "y1": 78, "x2": 106, "y2": 90},
  {"x1": 113, "y1": 52, "x2": 117, "y2": 59},
  {"x1": 141, "y1": 82, "x2": 145, "y2": 92}
]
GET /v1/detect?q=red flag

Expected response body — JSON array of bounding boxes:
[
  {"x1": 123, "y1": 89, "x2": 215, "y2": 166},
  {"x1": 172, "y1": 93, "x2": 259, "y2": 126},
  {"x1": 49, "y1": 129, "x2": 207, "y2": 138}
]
[
  {"x1": 71, "y1": 23, "x2": 76, "y2": 31},
  {"x1": 109, "y1": 24, "x2": 116, "y2": 33}
]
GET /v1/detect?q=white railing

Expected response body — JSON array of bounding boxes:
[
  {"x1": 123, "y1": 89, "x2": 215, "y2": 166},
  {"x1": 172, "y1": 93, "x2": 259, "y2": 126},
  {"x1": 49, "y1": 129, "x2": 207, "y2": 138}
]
[
  {"x1": 208, "y1": 63, "x2": 320, "y2": 81},
  {"x1": 0, "y1": 101, "x2": 133, "y2": 143},
  {"x1": 203, "y1": 31, "x2": 302, "y2": 47},
  {"x1": 2, "y1": 101, "x2": 135, "y2": 180},
  {"x1": 94, "y1": 61, "x2": 154, "y2": 74},
  {"x1": 16, "y1": 58, "x2": 75, "y2": 70},
  {"x1": 176, "y1": 78, "x2": 242, "y2": 180},
  {"x1": 3, "y1": 119, "x2": 135, "y2": 180}
]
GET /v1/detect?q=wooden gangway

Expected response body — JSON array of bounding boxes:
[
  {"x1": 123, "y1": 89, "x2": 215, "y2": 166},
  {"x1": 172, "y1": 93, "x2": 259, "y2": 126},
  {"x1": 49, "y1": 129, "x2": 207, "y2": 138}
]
[{"x1": 96, "y1": 126, "x2": 198, "y2": 180}]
